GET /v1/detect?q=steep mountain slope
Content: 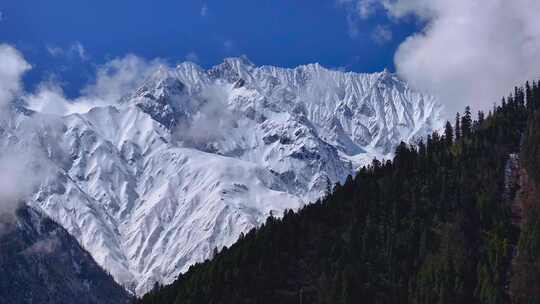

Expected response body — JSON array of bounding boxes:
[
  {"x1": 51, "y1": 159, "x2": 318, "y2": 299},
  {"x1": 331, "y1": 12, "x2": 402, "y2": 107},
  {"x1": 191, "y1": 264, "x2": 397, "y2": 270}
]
[
  {"x1": 138, "y1": 83, "x2": 532, "y2": 304},
  {"x1": 9, "y1": 58, "x2": 441, "y2": 294},
  {"x1": 0, "y1": 207, "x2": 131, "y2": 304}
]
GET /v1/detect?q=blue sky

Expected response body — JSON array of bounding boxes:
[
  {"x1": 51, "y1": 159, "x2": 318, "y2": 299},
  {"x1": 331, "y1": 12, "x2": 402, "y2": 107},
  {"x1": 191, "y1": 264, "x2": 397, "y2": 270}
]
[{"x1": 0, "y1": 0, "x2": 419, "y2": 97}]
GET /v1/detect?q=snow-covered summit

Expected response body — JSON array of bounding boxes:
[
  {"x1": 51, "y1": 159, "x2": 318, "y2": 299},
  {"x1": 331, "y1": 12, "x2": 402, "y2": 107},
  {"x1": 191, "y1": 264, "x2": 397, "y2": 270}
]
[{"x1": 4, "y1": 58, "x2": 442, "y2": 295}]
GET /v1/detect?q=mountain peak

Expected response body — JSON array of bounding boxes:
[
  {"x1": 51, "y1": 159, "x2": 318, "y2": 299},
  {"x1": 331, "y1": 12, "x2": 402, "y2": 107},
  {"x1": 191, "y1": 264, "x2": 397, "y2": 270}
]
[
  {"x1": 14, "y1": 57, "x2": 442, "y2": 295},
  {"x1": 207, "y1": 56, "x2": 254, "y2": 83},
  {"x1": 223, "y1": 55, "x2": 254, "y2": 67}
]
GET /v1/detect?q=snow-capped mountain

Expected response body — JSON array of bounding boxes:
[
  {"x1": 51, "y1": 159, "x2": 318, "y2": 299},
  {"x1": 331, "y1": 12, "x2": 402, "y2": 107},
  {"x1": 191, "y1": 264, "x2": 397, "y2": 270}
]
[{"x1": 2, "y1": 57, "x2": 442, "y2": 294}]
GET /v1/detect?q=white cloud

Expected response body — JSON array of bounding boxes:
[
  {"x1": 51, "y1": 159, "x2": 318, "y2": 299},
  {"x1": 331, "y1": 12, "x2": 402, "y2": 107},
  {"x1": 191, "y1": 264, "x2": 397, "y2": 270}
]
[
  {"x1": 81, "y1": 54, "x2": 162, "y2": 102},
  {"x1": 0, "y1": 44, "x2": 31, "y2": 109},
  {"x1": 46, "y1": 45, "x2": 64, "y2": 57},
  {"x1": 26, "y1": 54, "x2": 165, "y2": 115},
  {"x1": 338, "y1": 0, "x2": 381, "y2": 39},
  {"x1": 71, "y1": 41, "x2": 87, "y2": 60},
  {"x1": 0, "y1": 146, "x2": 52, "y2": 218},
  {"x1": 200, "y1": 4, "x2": 208, "y2": 17},
  {"x1": 379, "y1": 0, "x2": 438, "y2": 20},
  {"x1": 185, "y1": 52, "x2": 200, "y2": 63},
  {"x1": 0, "y1": 44, "x2": 55, "y2": 219},
  {"x1": 46, "y1": 41, "x2": 88, "y2": 61},
  {"x1": 371, "y1": 25, "x2": 392, "y2": 44},
  {"x1": 356, "y1": 0, "x2": 378, "y2": 19},
  {"x1": 345, "y1": 14, "x2": 360, "y2": 38},
  {"x1": 0, "y1": 44, "x2": 166, "y2": 222},
  {"x1": 174, "y1": 83, "x2": 239, "y2": 146},
  {"x1": 338, "y1": 0, "x2": 360, "y2": 38},
  {"x1": 346, "y1": 0, "x2": 540, "y2": 118},
  {"x1": 0, "y1": 43, "x2": 163, "y2": 118},
  {"x1": 24, "y1": 80, "x2": 94, "y2": 115},
  {"x1": 390, "y1": 0, "x2": 540, "y2": 116}
]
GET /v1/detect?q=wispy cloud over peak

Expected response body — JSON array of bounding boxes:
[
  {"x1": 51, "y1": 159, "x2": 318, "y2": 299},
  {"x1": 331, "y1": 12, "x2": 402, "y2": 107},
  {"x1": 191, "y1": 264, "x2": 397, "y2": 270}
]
[
  {"x1": 15, "y1": 47, "x2": 165, "y2": 116},
  {"x1": 0, "y1": 44, "x2": 53, "y2": 218}
]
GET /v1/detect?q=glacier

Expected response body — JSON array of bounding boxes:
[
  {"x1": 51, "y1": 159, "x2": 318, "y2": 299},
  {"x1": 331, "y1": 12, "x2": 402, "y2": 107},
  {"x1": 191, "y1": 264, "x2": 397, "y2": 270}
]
[{"x1": 1, "y1": 57, "x2": 442, "y2": 294}]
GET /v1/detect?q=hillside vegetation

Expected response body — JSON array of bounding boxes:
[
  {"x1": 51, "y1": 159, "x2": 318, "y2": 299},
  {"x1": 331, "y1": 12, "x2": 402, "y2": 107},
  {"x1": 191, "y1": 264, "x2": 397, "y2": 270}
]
[{"x1": 139, "y1": 80, "x2": 540, "y2": 304}]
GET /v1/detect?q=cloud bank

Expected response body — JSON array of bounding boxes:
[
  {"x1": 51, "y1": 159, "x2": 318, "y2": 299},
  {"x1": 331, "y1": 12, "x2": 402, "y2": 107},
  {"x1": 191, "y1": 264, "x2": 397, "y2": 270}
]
[
  {"x1": 346, "y1": 0, "x2": 540, "y2": 118},
  {"x1": 0, "y1": 44, "x2": 54, "y2": 219},
  {"x1": 175, "y1": 83, "x2": 239, "y2": 148},
  {"x1": 0, "y1": 43, "x2": 163, "y2": 221},
  {"x1": 0, "y1": 45, "x2": 31, "y2": 109},
  {"x1": 0, "y1": 147, "x2": 52, "y2": 218},
  {"x1": 1, "y1": 42, "x2": 166, "y2": 117},
  {"x1": 26, "y1": 53, "x2": 165, "y2": 115}
]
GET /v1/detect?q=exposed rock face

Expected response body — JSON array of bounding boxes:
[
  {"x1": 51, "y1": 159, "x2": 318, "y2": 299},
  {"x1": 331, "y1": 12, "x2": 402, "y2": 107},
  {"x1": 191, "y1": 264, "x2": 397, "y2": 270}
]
[{"x1": 504, "y1": 153, "x2": 522, "y2": 227}]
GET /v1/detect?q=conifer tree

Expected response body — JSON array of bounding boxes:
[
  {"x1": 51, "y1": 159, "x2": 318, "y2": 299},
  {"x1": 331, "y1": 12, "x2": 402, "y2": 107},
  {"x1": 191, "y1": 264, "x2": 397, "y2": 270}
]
[
  {"x1": 455, "y1": 112, "x2": 461, "y2": 140},
  {"x1": 444, "y1": 121, "x2": 454, "y2": 146},
  {"x1": 461, "y1": 106, "x2": 472, "y2": 137},
  {"x1": 526, "y1": 81, "x2": 533, "y2": 112},
  {"x1": 533, "y1": 81, "x2": 539, "y2": 110},
  {"x1": 478, "y1": 111, "x2": 485, "y2": 125}
]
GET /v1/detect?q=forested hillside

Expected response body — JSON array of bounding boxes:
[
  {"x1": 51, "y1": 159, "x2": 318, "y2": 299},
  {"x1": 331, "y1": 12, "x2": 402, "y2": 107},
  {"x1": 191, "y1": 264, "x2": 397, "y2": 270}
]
[
  {"x1": 510, "y1": 81, "x2": 540, "y2": 302},
  {"x1": 138, "y1": 81, "x2": 540, "y2": 304}
]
